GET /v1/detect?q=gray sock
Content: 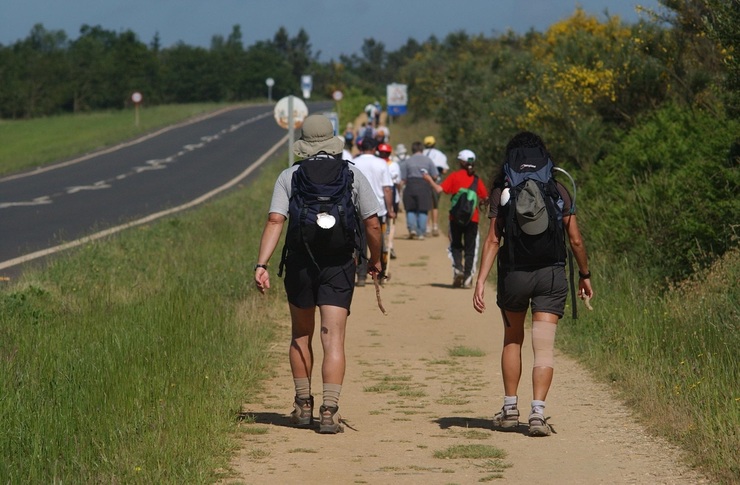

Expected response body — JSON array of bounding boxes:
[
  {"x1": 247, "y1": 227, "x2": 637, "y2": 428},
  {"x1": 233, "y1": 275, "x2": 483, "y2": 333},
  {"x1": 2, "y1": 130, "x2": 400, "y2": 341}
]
[
  {"x1": 293, "y1": 377, "x2": 310, "y2": 400},
  {"x1": 504, "y1": 395, "x2": 518, "y2": 409},
  {"x1": 323, "y1": 383, "x2": 342, "y2": 408}
]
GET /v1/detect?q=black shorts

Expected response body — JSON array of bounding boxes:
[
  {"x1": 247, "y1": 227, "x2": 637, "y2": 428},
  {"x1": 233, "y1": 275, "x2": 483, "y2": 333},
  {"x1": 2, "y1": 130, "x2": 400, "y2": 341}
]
[
  {"x1": 496, "y1": 266, "x2": 568, "y2": 317},
  {"x1": 284, "y1": 253, "x2": 356, "y2": 311}
]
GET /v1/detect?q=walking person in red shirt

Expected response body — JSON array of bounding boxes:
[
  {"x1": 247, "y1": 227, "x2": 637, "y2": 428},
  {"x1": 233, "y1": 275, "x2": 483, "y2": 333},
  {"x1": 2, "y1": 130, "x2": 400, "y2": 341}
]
[{"x1": 423, "y1": 149, "x2": 489, "y2": 288}]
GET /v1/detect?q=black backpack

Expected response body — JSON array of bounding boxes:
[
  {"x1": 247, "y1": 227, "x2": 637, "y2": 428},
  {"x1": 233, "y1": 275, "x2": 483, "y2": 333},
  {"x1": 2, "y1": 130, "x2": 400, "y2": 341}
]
[
  {"x1": 449, "y1": 176, "x2": 479, "y2": 226},
  {"x1": 500, "y1": 146, "x2": 567, "y2": 270},
  {"x1": 278, "y1": 156, "x2": 362, "y2": 276}
]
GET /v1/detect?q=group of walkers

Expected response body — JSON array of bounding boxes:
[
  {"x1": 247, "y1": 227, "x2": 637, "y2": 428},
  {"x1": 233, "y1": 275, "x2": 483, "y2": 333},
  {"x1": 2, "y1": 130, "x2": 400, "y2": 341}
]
[{"x1": 254, "y1": 113, "x2": 595, "y2": 437}]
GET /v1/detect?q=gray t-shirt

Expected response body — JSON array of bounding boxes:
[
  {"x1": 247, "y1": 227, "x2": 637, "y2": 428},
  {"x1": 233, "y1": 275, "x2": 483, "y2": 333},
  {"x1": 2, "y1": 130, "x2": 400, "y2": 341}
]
[
  {"x1": 400, "y1": 153, "x2": 438, "y2": 181},
  {"x1": 268, "y1": 160, "x2": 381, "y2": 220}
]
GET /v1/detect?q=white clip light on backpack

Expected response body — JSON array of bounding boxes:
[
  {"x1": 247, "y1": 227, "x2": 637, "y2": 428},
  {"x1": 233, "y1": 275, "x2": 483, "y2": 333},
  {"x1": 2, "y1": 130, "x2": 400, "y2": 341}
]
[
  {"x1": 316, "y1": 213, "x2": 336, "y2": 229},
  {"x1": 500, "y1": 188, "x2": 511, "y2": 206}
]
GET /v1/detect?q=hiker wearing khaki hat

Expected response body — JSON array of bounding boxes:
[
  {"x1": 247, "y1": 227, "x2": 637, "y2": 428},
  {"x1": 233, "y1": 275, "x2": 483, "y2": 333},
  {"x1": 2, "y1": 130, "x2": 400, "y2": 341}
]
[
  {"x1": 473, "y1": 131, "x2": 594, "y2": 437},
  {"x1": 254, "y1": 114, "x2": 383, "y2": 434}
]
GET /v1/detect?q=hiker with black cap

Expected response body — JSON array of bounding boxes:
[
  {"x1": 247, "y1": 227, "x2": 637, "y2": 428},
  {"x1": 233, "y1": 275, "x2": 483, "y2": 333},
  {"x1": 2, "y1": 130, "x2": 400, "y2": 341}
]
[
  {"x1": 473, "y1": 131, "x2": 594, "y2": 437},
  {"x1": 423, "y1": 149, "x2": 489, "y2": 288},
  {"x1": 254, "y1": 114, "x2": 383, "y2": 434}
]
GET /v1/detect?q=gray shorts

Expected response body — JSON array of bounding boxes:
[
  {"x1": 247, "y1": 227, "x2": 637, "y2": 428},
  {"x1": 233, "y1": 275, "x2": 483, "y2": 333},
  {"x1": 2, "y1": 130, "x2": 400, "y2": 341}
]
[{"x1": 496, "y1": 266, "x2": 568, "y2": 317}]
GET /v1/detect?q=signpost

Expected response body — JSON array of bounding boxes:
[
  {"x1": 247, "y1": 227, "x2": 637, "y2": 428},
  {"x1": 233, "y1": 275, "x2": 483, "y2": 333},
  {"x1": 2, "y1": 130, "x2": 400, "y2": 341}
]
[
  {"x1": 332, "y1": 90, "x2": 343, "y2": 124},
  {"x1": 274, "y1": 95, "x2": 309, "y2": 166},
  {"x1": 131, "y1": 92, "x2": 143, "y2": 126},
  {"x1": 301, "y1": 75, "x2": 313, "y2": 99},
  {"x1": 386, "y1": 83, "x2": 408, "y2": 120},
  {"x1": 265, "y1": 78, "x2": 275, "y2": 102}
]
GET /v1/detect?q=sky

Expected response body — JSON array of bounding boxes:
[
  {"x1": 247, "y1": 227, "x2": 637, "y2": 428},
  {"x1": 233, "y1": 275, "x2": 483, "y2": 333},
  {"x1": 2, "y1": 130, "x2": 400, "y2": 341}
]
[{"x1": 1, "y1": 0, "x2": 664, "y2": 60}]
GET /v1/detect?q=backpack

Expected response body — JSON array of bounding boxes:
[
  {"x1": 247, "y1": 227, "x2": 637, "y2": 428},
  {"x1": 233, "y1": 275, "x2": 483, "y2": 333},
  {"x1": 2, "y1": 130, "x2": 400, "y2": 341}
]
[
  {"x1": 278, "y1": 156, "x2": 362, "y2": 276},
  {"x1": 500, "y1": 146, "x2": 568, "y2": 270},
  {"x1": 449, "y1": 176, "x2": 479, "y2": 226}
]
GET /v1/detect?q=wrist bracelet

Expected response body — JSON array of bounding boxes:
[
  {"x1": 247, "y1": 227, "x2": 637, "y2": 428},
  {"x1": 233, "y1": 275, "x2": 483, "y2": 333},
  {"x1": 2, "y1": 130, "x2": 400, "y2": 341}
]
[
  {"x1": 254, "y1": 264, "x2": 268, "y2": 271},
  {"x1": 578, "y1": 270, "x2": 591, "y2": 279}
]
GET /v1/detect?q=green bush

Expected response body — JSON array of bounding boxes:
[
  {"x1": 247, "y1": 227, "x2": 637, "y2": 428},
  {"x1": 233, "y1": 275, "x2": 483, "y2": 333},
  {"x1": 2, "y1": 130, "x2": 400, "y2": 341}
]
[{"x1": 581, "y1": 104, "x2": 739, "y2": 281}]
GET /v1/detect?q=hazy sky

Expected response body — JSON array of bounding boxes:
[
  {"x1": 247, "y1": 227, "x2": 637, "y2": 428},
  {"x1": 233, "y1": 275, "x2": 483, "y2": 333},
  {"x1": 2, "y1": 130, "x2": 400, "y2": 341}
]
[{"x1": 1, "y1": 0, "x2": 664, "y2": 60}]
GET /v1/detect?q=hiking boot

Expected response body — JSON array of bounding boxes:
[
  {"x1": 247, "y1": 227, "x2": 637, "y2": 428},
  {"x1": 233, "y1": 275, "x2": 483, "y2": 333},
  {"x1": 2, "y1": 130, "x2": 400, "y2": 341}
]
[
  {"x1": 528, "y1": 411, "x2": 551, "y2": 437},
  {"x1": 432, "y1": 227, "x2": 440, "y2": 237},
  {"x1": 463, "y1": 274, "x2": 473, "y2": 289},
  {"x1": 408, "y1": 230, "x2": 417, "y2": 240},
  {"x1": 319, "y1": 404, "x2": 344, "y2": 434},
  {"x1": 355, "y1": 279, "x2": 366, "y2": 287},
  {"x1": 492, "y1": 406, "x2": 519, "y2": 430},
  {"x1": 453, "y1": 269, "x2": 464, "y2": 288},
  {"x1": 417, "y1": 234, "x2": 426, "y2": 241},
  {"x1": 390, "y1": 248, "x2": 397, "y2": 260},
  {"x1": 289, "y1": 396, "x2": 314, "y2": 426}
]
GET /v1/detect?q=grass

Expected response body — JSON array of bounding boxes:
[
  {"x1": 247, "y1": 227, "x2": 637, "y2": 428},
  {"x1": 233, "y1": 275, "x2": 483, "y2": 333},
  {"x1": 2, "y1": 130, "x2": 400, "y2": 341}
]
[
  {"x1": 0, "y1": 137, "x2": 286, "y2": 483},
  {"x1": 557, "y1": 248, "x2": 740, "y2": 483},
  {"x1": 448, "y1": 345, "x2": 486, "y2": 357},
  {"x1": 0, "y1": 103, "x2": 229, "y2": 176},
  {"x1": 433, "y1": 444, "x2": 506, "y2": 460}
]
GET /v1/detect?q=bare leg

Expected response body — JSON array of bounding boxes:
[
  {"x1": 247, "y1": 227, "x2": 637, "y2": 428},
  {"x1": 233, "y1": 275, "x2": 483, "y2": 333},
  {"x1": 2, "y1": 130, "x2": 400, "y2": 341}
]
[
  {"x1": 289, "y1": 304, "x2": 316, "y2": 380},
  {"x1": 319, "y1": 305, "x2": 348, "y2": 384},
  {"x1": 501, "y1": 310, "x2": 527, "y2": 396}
]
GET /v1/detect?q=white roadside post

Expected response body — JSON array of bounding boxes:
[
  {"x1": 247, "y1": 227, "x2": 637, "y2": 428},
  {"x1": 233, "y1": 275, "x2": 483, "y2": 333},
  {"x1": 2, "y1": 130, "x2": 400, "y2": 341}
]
[
  {"x1": 131, "y1": 92, "x2": 143, "y2": 127},
  {"x1": 274, "y1": 95, "x2": 309, "y2": 167},
  {"x1": 265, "y1": 77, "x2": 274, "y2": 102}
]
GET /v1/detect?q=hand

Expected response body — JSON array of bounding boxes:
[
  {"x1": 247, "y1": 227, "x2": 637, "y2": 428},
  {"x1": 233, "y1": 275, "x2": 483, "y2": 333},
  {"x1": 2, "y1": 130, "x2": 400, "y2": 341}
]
[
  {"x1": 473, "y1": 281, "x2": 486, "y2": 313},
  {"x1": 254, "y1": 267, "x2": 270, "y2": 294},
  {"x1": 367, "y1": 260, "x2": 382, "y2": 278}
]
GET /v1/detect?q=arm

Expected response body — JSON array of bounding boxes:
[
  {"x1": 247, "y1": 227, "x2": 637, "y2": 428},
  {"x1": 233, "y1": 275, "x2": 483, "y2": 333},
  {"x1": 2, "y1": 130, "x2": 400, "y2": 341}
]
[
  {"x1": 473, "y1": 217, "x2": 502, "y2": 313},
  {"x1": 422, "y1": 172, "x2": 444, "y2": 194},
  {"x1": 563, "y1": 214, "x2": 594, "y2": 300},
  {"x1": 254, "y1": 212, "x2": 286, "y2": 294},
  {"x1": 383, "y1": 186, "x2": 395, "y2": 219},
  {"x1": 363, "y1": 215, "x2": 382, "y2": 275}
]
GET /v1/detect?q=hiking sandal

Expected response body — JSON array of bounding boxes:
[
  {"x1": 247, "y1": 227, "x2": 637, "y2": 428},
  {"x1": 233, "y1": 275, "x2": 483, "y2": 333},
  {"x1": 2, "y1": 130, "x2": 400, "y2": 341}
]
[
  {"x1": 528, "y1": 412, "x2": 551, "y2": 437},
  {"x1": 289, "y1": 396, "x2": 314, "y2": 426},
  {"x1": 492, "y1": 406, "x2": 519, "y2": 429},
  {"x1": 319, "y1": 404, "x2": 344, "y2": 434}
]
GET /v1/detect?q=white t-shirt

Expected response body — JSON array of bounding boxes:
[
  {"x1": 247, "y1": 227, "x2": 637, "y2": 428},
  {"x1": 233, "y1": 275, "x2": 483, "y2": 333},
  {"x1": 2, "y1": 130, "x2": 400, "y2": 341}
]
[
  {"x1": 424, "y1": 147, "x2": 449, "y2": 174},
  {"x1": 386, "y1": 160, "x2": 402, "y2": 203},
  {"x1": 352, "y1": 153, "x2": 393, "y2": 217}
]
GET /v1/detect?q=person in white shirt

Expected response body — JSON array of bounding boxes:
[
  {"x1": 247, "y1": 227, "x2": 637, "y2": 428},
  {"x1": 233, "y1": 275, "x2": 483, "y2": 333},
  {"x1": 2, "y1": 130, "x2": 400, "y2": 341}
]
[
  {"x1": 423, "y1": 136, "x2": 449, "y2": 236},
  {"x1": 351, "y1": 138, "x2": 395, "y2": 285},
  {"x1": 377, "y1": 143, "x2": 402, "y2": 261}
]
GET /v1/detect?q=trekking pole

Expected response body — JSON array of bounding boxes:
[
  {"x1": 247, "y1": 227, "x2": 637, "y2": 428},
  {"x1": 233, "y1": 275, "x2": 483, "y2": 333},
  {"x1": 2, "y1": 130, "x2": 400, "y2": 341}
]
[{"x1": 371, "y1": 273, "x2": 388, "y2": 315}]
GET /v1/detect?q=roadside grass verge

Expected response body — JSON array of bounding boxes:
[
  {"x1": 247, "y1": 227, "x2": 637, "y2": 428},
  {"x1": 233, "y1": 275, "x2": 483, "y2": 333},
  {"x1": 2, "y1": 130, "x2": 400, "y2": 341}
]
[
  {"x1": 557, "y1": 249, "x2": 740, "y2": 483},
  {"x1": 0, "y1": 154, "x2": 286, "y2": 483},
  {"x1": 0, "y1": 103, "x2": 229, "y2": 176}
]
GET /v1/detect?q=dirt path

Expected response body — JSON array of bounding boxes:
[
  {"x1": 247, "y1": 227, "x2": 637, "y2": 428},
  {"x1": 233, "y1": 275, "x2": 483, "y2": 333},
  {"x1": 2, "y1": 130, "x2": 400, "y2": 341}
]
[{"x1": 227, "y1": 219, "x2": 708, "y2": 484}]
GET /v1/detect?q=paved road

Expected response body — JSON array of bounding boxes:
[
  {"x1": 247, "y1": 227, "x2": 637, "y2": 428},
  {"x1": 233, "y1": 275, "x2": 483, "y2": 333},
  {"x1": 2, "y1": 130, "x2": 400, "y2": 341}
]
[{"x1": 0, "y1": 101, "x2": 332, "y2": 278}]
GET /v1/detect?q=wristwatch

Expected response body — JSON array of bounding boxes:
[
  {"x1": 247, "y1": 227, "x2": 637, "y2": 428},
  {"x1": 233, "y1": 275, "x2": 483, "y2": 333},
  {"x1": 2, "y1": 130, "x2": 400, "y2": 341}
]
[
  {"x1": 254, "y1": 264, "x2": 268, "y2": 271},
  {"x1": 578, "y1": 270, "x2": 591, "y2": 279}
]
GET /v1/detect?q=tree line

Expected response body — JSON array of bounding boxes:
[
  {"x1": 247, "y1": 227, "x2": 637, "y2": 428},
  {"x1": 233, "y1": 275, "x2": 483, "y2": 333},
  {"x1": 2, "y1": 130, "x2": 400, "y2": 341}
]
[{"x1": 0, "y1": 21, "x2": 425, "y2": 119}]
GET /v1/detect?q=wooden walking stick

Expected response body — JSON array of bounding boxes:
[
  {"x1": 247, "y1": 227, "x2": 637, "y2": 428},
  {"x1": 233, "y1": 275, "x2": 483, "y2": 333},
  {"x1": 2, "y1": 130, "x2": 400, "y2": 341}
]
[{"x1": 371, "y1": 273, "x2": 388, "y2": 315}]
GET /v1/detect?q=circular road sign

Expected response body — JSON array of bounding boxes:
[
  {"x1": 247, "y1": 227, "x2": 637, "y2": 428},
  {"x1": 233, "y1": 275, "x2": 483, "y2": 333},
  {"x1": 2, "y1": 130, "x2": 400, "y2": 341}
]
[
  {"x1": 265, "y1": 77, "x2": 275, "y2": 87},
  {"x1": 332, "y1": 90, "x2": 343, "y2": 101},
  {"x1": 131, "y1": 92, "x2": 143, "y2": 104},
  {"x1": 274, "y1": 96, "x2": 309, "y2": 129}
]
